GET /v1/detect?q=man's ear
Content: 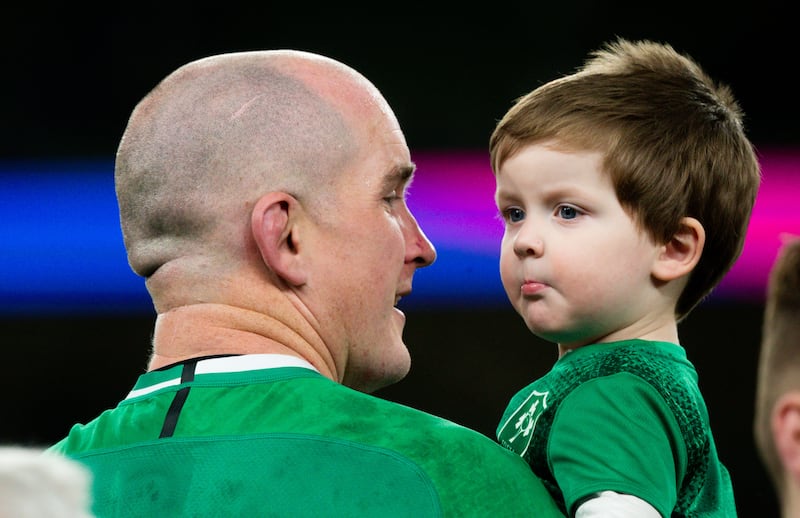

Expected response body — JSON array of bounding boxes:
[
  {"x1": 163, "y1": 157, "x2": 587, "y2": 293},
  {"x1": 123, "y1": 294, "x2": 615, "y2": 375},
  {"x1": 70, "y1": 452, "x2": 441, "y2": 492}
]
[
  {"x1": 251, "y1": 192, "x2": 307, "y2": 286},
  {"x1": 772, "y1": 392, "x2": 800, "y2": 482},
  {"x1": 652, "y1": 217, "x2": 705, "y2": 282}
]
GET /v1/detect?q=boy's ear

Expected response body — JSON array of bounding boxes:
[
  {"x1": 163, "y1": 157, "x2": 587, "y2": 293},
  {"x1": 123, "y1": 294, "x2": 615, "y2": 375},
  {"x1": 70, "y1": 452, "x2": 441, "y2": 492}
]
[
  {"x1": 772, "y1": 392, "x2": 800, "y2": 482},
  {"x1": 652, "y1": 217, "x2": 705, "y2": 282},
  {"x1": 251, "y1": 192, "x2": 307, "y2": 286}
]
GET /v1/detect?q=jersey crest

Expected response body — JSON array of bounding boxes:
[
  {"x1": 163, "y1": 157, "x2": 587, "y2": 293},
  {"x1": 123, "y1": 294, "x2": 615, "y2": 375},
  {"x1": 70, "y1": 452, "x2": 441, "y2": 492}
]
[{"x1": 497, "y1": 390, "x2": 548, "y2": 457}]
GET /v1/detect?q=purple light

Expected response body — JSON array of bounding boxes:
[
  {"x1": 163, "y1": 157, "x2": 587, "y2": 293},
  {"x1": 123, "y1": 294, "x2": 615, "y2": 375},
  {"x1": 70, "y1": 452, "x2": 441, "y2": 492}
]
[
  {"x1": 716, "y1": 149, "x2": 800, "y2": 300},
  {"x1": 407, "y1": 148, "x2": 800, "y2": 306},
  {"x1": 0, "y1": 149, "x2": 797, "y2": 314}
]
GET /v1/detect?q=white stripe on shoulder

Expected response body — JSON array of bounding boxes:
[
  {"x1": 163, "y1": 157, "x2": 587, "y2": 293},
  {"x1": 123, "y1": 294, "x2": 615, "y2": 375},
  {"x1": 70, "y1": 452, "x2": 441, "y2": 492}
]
[
  {"x1": 126, "y1": 378, "x2": 181, "y2": 400},
  {"x1": 125, "y1": 354, "x2": 318, "y2": 400},
  {"x1": 195, "y1": 354, "x2": 318, "y2": 374}
]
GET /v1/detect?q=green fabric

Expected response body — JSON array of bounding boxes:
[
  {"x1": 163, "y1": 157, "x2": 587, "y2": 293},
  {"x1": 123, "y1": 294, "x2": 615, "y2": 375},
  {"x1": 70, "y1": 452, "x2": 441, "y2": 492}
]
[
  {"x1": 51, "y1": 356, "x2": 564, "y2": 517},
  {"x1": 496, "y1": 339, "x2": 736, "y2": 517},
  {"x1": 548, "y1": 373, "x2": 683, "y2": 516}
]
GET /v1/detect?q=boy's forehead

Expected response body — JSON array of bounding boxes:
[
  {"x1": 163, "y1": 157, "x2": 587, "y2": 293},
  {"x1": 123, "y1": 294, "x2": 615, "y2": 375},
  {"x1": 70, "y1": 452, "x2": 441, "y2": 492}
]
[{"x1": 500, "y1": 140, "x2": 605, "y2": 168}]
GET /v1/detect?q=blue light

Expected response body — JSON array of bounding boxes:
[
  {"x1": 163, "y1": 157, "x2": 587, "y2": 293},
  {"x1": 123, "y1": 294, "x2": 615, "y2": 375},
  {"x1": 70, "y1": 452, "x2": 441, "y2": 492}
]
[
  {"x1": 0, "y1": 159, "x2": 507, "y2": 315},
  {"x1": 0, "y1": 160, "x2": 151, "y2": 315},
  {"x1": 3, "y1": 150, "x2": 797, "y2": 316}
]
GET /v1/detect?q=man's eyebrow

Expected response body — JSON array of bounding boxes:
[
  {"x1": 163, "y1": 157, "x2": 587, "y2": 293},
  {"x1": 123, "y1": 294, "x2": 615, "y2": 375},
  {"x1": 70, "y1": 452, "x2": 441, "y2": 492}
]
[{"x1": 384, "y1": 163, "x2": 417, "y2": 190}]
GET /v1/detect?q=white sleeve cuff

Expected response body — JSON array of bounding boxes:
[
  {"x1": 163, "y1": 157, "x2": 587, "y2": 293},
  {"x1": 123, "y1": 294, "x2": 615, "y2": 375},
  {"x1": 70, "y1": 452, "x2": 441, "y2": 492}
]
[{"x1": 575, "y1": 490, "x2": 662, "y2": 518}]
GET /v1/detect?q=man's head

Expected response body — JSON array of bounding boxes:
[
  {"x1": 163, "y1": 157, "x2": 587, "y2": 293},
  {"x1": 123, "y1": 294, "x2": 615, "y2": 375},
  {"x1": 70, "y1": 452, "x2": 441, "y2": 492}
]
[
  {"x1": 490, "y1": 37, "x2": 760, "y2": 319},
  {"x1": 116, "y1": 51, "x2": 359, "y2": 282},
  {"x1": 754, "y1": 238, "x2": 800, "y2": 508},
  {"x1": 115, "y1": 50, "x2": 436, "y2": 392}
]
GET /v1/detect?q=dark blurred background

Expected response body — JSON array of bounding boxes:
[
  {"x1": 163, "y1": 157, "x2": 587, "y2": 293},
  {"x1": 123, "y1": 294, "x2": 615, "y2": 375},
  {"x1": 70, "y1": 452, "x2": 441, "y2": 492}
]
[{"x1": 3, "y1": 2, "x2": 797, "y2": 515}]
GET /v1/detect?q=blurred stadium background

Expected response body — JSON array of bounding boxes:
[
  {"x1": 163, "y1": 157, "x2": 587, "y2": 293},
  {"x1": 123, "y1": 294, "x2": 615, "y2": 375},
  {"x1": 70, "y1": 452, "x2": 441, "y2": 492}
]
[{"x1": 4, "y1": 3, "x2": 798, "y2": 514}]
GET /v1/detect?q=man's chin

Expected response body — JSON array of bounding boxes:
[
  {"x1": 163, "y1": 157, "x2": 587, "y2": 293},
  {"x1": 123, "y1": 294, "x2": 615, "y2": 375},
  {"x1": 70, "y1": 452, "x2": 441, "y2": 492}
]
[{"x1": 354, "y1": 348, "x2": 411, "y2": 394}]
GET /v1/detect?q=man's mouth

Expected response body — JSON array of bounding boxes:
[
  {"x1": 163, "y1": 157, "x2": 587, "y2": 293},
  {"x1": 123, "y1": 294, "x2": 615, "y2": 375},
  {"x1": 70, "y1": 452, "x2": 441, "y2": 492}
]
[{"x1": 395, "y1": 287, "x2": 411, "y2": 306}]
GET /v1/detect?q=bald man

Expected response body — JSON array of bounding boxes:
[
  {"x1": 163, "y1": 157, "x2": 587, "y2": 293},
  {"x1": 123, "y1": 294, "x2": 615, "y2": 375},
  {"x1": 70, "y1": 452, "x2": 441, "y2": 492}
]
[
  {"x1": 49, "y1": 51, "x2": 564, "y2": 517},
  {"x1": 755, "y1": 237, "x2": 800, "y2": 518}
]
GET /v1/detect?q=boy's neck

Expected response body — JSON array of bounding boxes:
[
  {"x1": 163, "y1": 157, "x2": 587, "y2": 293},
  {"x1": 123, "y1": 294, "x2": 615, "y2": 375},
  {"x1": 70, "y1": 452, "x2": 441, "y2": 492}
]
[{"x1": 557, "y1": 319, "x2": 680, "y2": 358}]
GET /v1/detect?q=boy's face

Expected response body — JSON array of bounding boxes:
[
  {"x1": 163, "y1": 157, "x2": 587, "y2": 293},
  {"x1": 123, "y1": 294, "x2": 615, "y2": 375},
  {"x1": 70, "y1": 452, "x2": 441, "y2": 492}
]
[{"x1": 494, "y1": 141, "x2": 664, "y2": 353}]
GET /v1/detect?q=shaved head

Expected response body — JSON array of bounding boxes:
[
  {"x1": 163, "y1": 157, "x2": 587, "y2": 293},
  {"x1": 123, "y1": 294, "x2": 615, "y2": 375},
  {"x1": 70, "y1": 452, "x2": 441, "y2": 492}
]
[{"x1": 115, "y1": 50, "x2": 379, "y2": 281}]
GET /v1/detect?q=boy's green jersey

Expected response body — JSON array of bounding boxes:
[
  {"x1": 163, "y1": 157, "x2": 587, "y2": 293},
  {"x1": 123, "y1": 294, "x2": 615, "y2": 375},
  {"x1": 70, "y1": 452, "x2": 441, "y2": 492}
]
[
  {"x1": 52, "y1": 354, "x2": 563, "y2": 517},
  {"x1": 498, "y1": 339, "x2": 735, "y2": 517}
]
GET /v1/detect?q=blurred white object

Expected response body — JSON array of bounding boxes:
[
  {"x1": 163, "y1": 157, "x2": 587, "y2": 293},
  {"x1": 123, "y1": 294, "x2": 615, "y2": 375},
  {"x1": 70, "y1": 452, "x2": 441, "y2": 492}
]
[{"x1": 0, "y1": 446, "x2": 93, "y2": 518}]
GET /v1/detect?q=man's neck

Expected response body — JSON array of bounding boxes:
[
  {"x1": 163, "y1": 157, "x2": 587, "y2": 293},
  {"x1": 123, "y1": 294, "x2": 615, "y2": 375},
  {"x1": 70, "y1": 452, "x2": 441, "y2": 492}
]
[{"x1": 148, "y1": 303, "x2": 336, "y2": 381}]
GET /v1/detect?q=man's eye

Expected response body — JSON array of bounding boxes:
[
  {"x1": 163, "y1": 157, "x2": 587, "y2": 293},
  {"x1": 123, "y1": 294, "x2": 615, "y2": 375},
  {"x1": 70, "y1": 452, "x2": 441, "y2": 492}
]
[
  {"x1": 558, "y1": 205, "x2": 578, "y2": 219},
  {"x1": 384, "y1": 189, "x2": 401, "y2": 203}
]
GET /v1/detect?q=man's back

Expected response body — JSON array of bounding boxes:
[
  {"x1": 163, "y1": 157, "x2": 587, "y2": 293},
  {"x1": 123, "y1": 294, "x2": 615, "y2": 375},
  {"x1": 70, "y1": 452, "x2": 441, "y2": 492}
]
[{"x1": 52, "y1": 354, "x2": 563, "y2": 517}]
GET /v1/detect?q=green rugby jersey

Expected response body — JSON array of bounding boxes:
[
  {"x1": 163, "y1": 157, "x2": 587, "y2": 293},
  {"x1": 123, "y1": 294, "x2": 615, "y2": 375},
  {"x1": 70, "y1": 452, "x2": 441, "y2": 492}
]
[
  {"x1": 497, "y1": 339, "x2": 735, "y2": 517},
  {"x1": 52, "y1": 354, "x2": 563, "y2": 517}
]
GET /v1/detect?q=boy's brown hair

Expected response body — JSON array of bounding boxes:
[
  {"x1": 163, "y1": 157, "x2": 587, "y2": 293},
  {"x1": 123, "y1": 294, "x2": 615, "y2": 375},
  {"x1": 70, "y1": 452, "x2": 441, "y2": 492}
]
[
  {"x1": 754, "y1": 238, "x2": 800, "y2": 494},
  {"x1": 489, "y1": 37, "x2": 761, "y2": 318}
]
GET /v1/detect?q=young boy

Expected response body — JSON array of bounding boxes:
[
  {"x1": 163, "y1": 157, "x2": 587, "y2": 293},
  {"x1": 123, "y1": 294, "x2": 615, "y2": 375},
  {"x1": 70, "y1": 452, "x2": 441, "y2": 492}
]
[
  {"x1": 754, "y1": 237, "x2": 800, "y2": 518},
  {"x1": 490, "y1": 37, "x2": 761, "y2": 517}
]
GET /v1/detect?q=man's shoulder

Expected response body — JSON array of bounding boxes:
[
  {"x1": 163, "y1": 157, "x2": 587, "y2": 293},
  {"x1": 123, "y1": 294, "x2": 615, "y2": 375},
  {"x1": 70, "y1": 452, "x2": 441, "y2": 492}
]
[{"x1": 294, "y1": 377, "x2": 529, "y2": 462}]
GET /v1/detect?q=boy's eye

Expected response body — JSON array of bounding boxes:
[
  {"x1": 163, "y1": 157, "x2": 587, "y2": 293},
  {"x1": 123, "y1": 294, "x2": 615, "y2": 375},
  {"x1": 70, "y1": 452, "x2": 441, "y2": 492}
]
[
  {"x1": 558, "y1": 205, "x2": 578, "y2": 219},
  {"x1": 504, "y1": 207, "x2": 525, "y2": 223}
]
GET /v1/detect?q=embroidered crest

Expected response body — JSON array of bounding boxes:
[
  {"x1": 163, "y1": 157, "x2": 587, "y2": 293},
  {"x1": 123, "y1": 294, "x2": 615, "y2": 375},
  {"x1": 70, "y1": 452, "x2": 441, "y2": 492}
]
[{"x1": 497, "y1": 390, "x2": 548, "y2": 457}]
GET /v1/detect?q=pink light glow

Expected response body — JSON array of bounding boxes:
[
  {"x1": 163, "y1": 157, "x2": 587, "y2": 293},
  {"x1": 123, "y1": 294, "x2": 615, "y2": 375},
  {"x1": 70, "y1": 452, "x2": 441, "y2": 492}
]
[
  {"x1": 409, "y1": 148, "x2": 800, "y2": 304},
  {"x1": 717, "y1": 148, "x2": 800, "y2": 300}
]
